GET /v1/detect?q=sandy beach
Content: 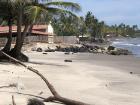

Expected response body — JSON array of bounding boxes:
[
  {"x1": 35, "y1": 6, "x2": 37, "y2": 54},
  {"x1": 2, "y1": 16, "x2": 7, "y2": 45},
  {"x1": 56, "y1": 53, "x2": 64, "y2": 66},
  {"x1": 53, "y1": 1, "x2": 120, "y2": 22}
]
[{"x1": 0, "y1": 52, "x2": 140, "y2": 105}]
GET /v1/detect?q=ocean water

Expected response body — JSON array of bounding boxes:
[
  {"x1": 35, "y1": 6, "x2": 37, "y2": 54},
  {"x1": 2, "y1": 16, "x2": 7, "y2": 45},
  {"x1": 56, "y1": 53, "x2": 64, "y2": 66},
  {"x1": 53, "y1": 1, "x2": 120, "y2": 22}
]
[{"x1": 111, "y1": 38, "x2": 140, "y2": 57}]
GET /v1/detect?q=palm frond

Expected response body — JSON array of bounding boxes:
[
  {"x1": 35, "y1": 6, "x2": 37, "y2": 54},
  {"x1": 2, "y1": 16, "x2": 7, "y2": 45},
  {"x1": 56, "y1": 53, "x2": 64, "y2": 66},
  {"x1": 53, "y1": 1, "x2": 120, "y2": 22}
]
[
  {"x1": 45, "y1": 1, "x2": 81, "y2": 12},
  {"x1": 46, "y1": 7, "x2": 79, "y2": 18},
  {"x1": 24, "y1": 5, "x2": 48, "y2": 24}
]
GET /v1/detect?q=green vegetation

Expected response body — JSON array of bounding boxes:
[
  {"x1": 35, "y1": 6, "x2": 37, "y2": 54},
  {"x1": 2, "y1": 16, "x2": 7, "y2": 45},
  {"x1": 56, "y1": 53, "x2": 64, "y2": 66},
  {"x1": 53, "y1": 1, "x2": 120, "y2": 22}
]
[
  {"x1": 0, "y1": 0, "x2": 81, "y2": 61},
  {"x1": 0, "y1": 0, "x2": 139, "y2": 60},
  {"x1": 52, "y1": 11, "x2": 139, "y2": 39}
]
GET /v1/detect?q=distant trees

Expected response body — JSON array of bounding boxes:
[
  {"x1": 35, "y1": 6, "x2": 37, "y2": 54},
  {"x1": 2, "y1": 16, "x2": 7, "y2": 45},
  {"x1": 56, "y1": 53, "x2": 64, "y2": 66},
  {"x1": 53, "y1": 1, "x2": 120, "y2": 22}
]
[
  {"x1": 52, "y1": 11, "x2": 139, "y2": 41},
  {"x1": 52, "y1": 13, "x2": 80, "y2": 36},
  {"x1": 105, "y1": 24, "x2": 139, "y2": 37}
]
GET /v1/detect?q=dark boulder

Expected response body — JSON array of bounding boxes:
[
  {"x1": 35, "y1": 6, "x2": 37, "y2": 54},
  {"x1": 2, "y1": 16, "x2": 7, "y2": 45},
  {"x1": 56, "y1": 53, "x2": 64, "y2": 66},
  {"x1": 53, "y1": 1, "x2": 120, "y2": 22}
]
[
  {"x1": 36, "y1": 48, "x2": 43, "y2": 52},
  {"x1": 44, "y1": 49, "x2": 55, "y2": 52},
  {"x1": 43, "y1": 52, "x2": 48, "y2": 55},
  {"x1": 108, "y1": 46, "x2": 115, "y2": 51},
  {"x1": 64, "y1": 59, "x2": 72, "y2": 62},
  {"x1": 64, "y1": 52, "x2": 70, "y2": 55},
  {"x1": 108, "y1": 48, "x2": 132, "y2": 55}
]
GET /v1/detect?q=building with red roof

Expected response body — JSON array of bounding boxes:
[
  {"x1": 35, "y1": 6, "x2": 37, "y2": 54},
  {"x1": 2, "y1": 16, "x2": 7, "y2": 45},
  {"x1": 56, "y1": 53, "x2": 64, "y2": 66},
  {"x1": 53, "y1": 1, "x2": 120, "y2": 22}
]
[{"x1": 0, "y1": 24, "x2": 54, "y2": 46}]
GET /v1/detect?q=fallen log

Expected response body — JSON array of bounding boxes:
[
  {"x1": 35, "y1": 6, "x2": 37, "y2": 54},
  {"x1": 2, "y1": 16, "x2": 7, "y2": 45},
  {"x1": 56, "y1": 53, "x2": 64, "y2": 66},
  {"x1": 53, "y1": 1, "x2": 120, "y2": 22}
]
[
  {"x1": 12, "y1": 95, "x2": 16, "y2": 105},
  {"x1": 0, "y1": 51, "x2": 90, "y2": 105}
]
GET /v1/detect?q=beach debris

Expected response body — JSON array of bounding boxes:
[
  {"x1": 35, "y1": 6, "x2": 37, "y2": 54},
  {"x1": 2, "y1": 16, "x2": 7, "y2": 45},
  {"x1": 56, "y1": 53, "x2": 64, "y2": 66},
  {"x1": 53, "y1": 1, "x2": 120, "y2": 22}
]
[
  {"x1": 42, "y1": 52, "x2": 48, "y2": 55},
  {"x1": 9, "y1": 83, "x2": 17, "y2": 87},
  {"x1": 27, "y1": 98, "x2": 45, "y2": 105},
  {"x1": 130, "y1": 72, "x2": 133, "y2": 74},
  {"x1": 64, "y1": 52, "x2": 70, "y2": 55},
  {"x1": 38, "y1": 91, "x2": 44, "y2": 95},
  {"x1": 45, "y1": 47, "x2": 55, "y2": 52},
  {"x1": 12, "y1": 95, "x2": 16, "y2": 105},
  {"x1": 0, "y1": 51, "x2": 92, "y2": 105},
  {"x1": 105, "y1": 84, "x2": 108, "y2": 87},
  {"x1": 64, "y1": 59, "x2": 73, "y2": 62},
  {"x1": 0, "y1": 83, "x2": 17, "y2": 89},
  {"x1": 44, "y1": 49, "x2": 55, "y2": 52},
  {"x1": 36, "y1": 48, "x2": 43, "y2": 52}
]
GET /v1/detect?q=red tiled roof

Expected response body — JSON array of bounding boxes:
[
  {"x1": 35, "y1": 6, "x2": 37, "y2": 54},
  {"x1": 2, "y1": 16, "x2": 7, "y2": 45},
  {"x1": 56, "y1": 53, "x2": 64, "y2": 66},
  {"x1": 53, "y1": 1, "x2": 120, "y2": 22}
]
[
  {"x1": 0, "y1": 26, "x2": 17, "y2": 33},
  {"x1": 32, "y1": 25, "x2": 47, "y2": 30},
  {"x1": 0, "y1": 25, "x2": 49, "y2": 36}
]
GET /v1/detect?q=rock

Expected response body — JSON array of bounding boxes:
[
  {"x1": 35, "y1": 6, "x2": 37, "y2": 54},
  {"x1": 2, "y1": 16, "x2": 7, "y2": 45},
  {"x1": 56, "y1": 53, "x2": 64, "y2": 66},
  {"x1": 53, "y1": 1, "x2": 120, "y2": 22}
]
[
  {"x1": 56, "y1": 46, "x2": 61, "y2": 51},
  {"x1": 42, "y1": 52, "x2": 48, "y2": 55},
  {"x1": 31, "y1": 47, "x2": 36, "y2": 51},
  {"x1": 117, "y1": 48, "x2": 131, "y2": 55},
  {"x1": 45, "y1": 49, "x2": 55, "y2": 52},
  {"x1": 64, "y1": 59, "x2": 72, "y2": 62},
  {"x1": 108, "y1": 46, "x2": 115, "y2": 51},
  {"x1": 79, "y1": 46, "x2": 88, "y2": 52},
  {"x1": 109, "y1": 50, "x2": 120, "y2": 55},
  {"x1": 36, "y1": 48, "x2": 43, "y2": 52},
  {"x1": 97, "y1": 49, "x2": 102, "y2": 53},
  {"x1": 38, "y1": 91, "x2": 43, "y2": 95},
  {"x1": 64, "y1": 52, "x2": 70, "y2": 55},
  {"x1": 64, "y1": 47, "x2": 71, "y2": 52},
  {"x1": 94, "y1": 46, "x2": 100, "y2": 50},
  {"x1": 108, "y1": 48, "x2": 131, "y2": 55}
]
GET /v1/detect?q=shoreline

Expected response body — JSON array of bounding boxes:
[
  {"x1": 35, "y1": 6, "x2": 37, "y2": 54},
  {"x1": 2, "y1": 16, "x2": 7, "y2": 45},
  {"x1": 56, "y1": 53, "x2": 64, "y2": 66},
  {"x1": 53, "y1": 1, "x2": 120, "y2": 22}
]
[{"x1": 0, "y1": 52, "x2": 140, "y2": 105}]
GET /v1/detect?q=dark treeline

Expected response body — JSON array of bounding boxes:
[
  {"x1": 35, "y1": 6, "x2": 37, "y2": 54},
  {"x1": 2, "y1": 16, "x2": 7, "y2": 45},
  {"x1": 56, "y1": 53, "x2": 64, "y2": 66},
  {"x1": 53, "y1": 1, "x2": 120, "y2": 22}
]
[{"x1": 51, "y1": 11, "x2": 139, "y2": 39}]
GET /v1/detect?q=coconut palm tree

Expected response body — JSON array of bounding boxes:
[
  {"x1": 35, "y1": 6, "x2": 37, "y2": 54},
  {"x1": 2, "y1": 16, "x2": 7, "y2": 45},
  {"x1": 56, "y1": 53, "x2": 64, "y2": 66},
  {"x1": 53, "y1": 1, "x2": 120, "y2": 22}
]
[
  {"x1": 1, "y1": 0, "x2": 81, "y2": 61},
  {"x1": 0, "y1": 1, "x2": 14, "y2": 53}
]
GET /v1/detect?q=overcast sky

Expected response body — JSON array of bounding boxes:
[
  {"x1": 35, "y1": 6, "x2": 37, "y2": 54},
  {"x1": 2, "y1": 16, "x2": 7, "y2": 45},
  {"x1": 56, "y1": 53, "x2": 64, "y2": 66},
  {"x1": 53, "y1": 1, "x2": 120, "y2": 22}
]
[{"x1": 64, "y1": 0, "x2": 140, "y2": 27}]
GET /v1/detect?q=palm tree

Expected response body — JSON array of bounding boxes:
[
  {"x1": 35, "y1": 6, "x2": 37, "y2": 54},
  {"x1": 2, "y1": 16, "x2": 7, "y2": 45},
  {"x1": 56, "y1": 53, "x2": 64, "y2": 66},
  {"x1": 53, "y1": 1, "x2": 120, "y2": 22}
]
[
  {"x1": 1, "y1": 0, "x2": 81, "y2": 61},
  {"x1": 0, "y1": 1, "x2": 14, "y2": 53}
]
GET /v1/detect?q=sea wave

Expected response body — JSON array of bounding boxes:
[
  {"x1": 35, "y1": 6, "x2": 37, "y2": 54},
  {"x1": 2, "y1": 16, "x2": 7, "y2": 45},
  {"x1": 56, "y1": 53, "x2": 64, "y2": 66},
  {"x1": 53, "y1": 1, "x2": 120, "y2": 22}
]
[
  {"x1": 112, "y1": 42, "x2": 140, "y2": 47},
  {"x1": 111, "y1": 38, "x2": 140, "y2": 56}
]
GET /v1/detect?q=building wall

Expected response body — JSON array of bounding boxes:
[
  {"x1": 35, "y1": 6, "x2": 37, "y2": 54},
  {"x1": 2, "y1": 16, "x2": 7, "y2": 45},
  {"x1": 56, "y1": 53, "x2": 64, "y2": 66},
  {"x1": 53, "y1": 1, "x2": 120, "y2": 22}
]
[
  {"x1": 0, "y1": 38, "x2": 7, "y2": 47},
  {"x1": 0, "y1": 35, "x2": 48, "y2": 47},
  {"x1": 26, "y1": 35, "x2": 48, "y2": 43},
  {"x1": 54, "y1": 36, "x2": 77, "y2": 44}
]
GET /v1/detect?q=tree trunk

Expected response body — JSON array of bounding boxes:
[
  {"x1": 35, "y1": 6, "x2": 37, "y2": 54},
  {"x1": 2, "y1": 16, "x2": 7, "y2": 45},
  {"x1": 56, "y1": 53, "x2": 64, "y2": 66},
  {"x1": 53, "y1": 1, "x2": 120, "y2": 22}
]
[
  {"x1": 10, "y1": 7, "x2": 29, "y2": 62},
  {"x1": 10, "y1": 24, "x2": 29, "y2": 62},
  {"x1": 21, "y1": 25, "x2": 30, "y2": 45},
  {"x1": 2, "y1": 18, "x2": 12, "y2": 53},
  {"x1": 10, "y1": 7, "x2": 23, "y2": 57},
  {"x1": 1, "y1": 51, "x2": 90, "y2": 105}
]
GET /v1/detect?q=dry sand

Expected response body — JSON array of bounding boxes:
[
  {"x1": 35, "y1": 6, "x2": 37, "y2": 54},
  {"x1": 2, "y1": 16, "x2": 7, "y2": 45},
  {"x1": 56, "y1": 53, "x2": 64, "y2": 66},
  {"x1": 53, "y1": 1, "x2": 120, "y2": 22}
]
[{"x1": 0, "y1": 52, "x2": 140, "y2": 105}]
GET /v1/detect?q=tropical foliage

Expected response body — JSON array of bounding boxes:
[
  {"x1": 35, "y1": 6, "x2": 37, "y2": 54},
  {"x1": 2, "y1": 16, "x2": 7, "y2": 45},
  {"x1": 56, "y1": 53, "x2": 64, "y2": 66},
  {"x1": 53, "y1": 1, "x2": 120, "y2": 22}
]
[
  {"x1": 0, "y1": 0, "x2": 81, "y2": 61},
  {"x1": 52, "y1": 11, "x2": 139, "y2": 40}
]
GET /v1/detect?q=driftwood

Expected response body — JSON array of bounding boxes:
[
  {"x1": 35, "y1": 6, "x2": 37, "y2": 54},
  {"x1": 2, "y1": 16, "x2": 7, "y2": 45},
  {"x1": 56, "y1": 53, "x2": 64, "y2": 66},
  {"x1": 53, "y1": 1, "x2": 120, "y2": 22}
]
[
  {"x1": 12, "y1": 95, "x2": 16, "y2": 105},
  {"x1": 0, "y1": 84, "x2": 16, "y2": 89},
  {"x1": 0, "y1": 51, "x2": 90, "y2": 105}
]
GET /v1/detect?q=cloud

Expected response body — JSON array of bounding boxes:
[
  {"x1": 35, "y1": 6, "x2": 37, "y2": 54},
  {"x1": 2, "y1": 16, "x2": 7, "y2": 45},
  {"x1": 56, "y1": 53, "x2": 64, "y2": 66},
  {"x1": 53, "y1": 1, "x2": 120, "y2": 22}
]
[{"x1": 66, "y1": 0, "x2": 140, "y2": 26}]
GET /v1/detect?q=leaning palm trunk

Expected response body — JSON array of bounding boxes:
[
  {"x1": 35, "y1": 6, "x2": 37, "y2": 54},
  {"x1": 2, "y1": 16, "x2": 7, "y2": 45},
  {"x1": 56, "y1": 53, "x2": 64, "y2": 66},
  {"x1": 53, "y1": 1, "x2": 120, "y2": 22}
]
[
  {"x1": 10, "y1": 7, "x2": 29, "y2": 61},
  {"x1": 2, "y1": 17, "x2": 12, "y2": 53},
  {"x1": 1, "y1": 51, "x2": 90, "y2": 105},
  {"x1": 11, "y1": 7, "x2": 23, "y2": 56}
]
